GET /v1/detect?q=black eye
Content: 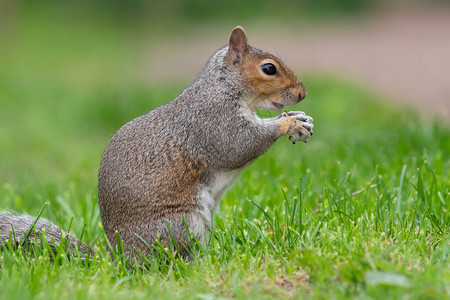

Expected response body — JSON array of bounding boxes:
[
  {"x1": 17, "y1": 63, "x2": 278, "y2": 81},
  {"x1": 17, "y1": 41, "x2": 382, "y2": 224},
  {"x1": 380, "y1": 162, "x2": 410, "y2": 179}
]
[{"x1": 261, "y1": 63, "x2": 277, "y2": 75}]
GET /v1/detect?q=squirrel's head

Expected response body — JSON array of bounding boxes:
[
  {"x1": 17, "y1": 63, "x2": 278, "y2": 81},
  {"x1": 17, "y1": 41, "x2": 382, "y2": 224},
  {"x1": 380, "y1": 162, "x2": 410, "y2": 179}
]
[{"x1": 224, "y1": 26, "x2": 306, "y2": 112}]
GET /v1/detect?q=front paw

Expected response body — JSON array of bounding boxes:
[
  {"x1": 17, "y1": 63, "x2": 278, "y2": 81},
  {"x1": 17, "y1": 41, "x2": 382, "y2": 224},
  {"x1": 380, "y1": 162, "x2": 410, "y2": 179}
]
[
  {"x1": 281, "y1": 111, "x2": 314, "y2": 144},
  {"x1": 289, "y1": 121, "x2": 313, "y2": 144},
  {"x1": 280, "y1": 111, "x2": 314, "y2": 144},
  {"x1": 285, "y1": 111, "x2": 313, "y2": 124},
  {"x1": 278, "y1": 114, "x2": 314, "y2": 144}
]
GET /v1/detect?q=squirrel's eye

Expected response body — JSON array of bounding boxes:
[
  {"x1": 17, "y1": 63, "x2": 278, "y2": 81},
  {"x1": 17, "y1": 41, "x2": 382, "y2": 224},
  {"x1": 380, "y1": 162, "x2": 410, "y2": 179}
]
[{"x1": 261, "y1": 63, "x2": 277, "y2": 76}]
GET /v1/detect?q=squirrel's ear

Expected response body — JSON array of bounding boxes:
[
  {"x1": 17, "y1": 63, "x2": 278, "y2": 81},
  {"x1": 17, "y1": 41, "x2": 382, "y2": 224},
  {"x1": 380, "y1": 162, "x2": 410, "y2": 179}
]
[{"x1": 227, "y1": 26, "x2": 248, "y2": 66}]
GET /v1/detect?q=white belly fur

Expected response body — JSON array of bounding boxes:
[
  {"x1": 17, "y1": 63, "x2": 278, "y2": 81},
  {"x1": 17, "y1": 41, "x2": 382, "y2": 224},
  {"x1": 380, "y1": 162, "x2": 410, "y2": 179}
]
[{"x1": 190, "y1": 169, "x2": 242, "y2": 244}]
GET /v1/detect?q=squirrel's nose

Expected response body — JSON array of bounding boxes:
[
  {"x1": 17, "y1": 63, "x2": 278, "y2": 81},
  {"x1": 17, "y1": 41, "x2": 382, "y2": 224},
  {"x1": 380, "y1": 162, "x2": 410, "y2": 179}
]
[{"x1": 298, "y1": 86, "x2": 307, "y2": 102}]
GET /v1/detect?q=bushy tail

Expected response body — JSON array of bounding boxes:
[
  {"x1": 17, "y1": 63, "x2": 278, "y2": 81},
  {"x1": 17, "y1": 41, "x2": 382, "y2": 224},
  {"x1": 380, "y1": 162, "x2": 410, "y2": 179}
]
[{"x1": 0, "y1": 211, "x2": 92, "y2": 257}]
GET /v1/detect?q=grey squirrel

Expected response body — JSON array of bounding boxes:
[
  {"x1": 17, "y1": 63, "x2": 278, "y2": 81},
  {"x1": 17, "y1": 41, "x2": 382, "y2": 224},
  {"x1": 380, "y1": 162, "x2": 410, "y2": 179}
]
[{"x1": 0, "y1": 26, "x2": 313, "y2": 260}]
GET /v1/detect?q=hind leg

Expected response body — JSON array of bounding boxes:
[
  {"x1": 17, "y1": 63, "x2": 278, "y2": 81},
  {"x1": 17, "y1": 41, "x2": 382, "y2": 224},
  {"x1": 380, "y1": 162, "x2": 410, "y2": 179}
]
[{"x1": 111, "y1": 213, "x2": 205, "y2": 262}]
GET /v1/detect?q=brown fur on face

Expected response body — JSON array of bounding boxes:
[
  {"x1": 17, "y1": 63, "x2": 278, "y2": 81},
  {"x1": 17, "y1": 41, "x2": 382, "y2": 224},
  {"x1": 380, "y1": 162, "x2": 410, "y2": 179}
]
[
  {"x1": 224, "y1": 29, "x2": 306, "y2": 112},
  {"x1": 243, "y1": 47, "x2": 305, "y2": 105}
]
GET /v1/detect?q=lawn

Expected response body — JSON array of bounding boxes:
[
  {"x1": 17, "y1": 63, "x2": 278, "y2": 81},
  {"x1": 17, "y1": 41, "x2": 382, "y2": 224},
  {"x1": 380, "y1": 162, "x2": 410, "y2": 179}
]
[{"x1": 0, "y1": 9, "x2": 449, "y2": 300}]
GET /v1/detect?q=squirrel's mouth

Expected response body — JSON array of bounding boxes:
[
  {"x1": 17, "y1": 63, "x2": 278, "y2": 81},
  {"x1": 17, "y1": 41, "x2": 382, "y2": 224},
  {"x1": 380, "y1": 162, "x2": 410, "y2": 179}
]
[
  {"x1": 271, "y1": 102, "x2": 285, "y2": 110},
  {"x1": 251, "y1": 97, "x2": 299, "y2": 112},
  {"x1": 255, "y1": 99, "x2": 286, "y2": 111}
]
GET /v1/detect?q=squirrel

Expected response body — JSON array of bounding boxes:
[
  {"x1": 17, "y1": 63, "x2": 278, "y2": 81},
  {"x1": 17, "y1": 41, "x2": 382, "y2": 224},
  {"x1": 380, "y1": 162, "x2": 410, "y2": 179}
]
[{"x1": 0, "y1": 26, "x2": 313, "y2": 260}]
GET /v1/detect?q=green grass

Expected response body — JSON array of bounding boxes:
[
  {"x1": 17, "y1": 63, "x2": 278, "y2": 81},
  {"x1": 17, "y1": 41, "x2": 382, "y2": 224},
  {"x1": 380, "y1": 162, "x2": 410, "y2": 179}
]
[{"x1": 1, "y1": 9, "x2": 449, "y2": 300}]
